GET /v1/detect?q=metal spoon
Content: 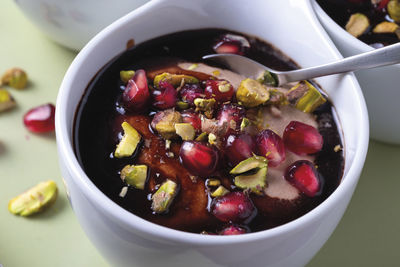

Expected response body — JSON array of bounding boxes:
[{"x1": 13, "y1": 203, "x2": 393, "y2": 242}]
[{"x1": 202, "y1": 42, "x2": 400, "y2": 86}]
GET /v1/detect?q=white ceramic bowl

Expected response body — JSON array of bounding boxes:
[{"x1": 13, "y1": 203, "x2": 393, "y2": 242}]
[
  {"x1": 14, "y1": 0, "x2": 149, "y2": 51},
  {"x1": 312, "y1": 0, "x2": 400, "y2": 144},
  {"x1": 55, "y1": 0, "x2": 369, "y2": 266}
]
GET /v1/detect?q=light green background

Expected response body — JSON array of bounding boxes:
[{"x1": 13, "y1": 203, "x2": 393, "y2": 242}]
[{"x1": 0, "y1": 1, "x2": 399, "y2": 266}]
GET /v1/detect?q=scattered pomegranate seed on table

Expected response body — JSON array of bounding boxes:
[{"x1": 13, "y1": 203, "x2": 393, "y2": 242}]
[{"x1": 23, "y1": 103, "x2": 55, "y2": 133}]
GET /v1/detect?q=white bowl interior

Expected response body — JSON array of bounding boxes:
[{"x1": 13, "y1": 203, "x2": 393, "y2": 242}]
[{"x1": 56, "y1": 0, "x2": 368, "y2": 244}]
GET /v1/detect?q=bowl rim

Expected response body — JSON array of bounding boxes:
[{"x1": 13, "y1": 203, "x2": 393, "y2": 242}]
[{"x1": 56, "y1": 0, "x2": 369, "y2": 245}]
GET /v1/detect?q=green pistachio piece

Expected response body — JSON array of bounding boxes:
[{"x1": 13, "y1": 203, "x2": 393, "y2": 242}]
[
  {"x1": 195, "y1": 132, "x2": 208, "y2": 141},
  {"x1": 120, "y1": 164, "x2": 148, "y2": 190},
  {"x1": 388, "y1": 0, "x2": 400, "y2": 23},
  {"x1": 345, "y1": 13, "x2": 369, "y2": 38},
  {"x1": 176, "y1": 101, "x2": 190, "y2": 110},
  {"x1": 240, "y1": 118, "x2": 250, "y2": 131},
  {"x1": 151, "y1": 109, "x2": 183, "y2": 139},
  {"x1": 175, "y1": 123, "x2": 195, "y2": 141},
  {"x1": 194, "y1": 98, "x2": 216, "y2": 118},
  {"x1": 230, "y1": 155, "x2": 268, "y2": 175},
  {"x1": 208, "y1": 133, "x2": 217, "y2": 145},
  {"x1": 8, "y1": 180, "x2": 58, "y2": 216},
  {"x1": 151, "y1": 179, "x2": 178, "y2": 214},
  {"x1": 153, "y1": 72, "x2": 199, "y2": 88},
  {"x1": 287, "y1": 81, "x2": 326, "y2": 113},
  {"x1": 207, "y1": 178, "x2": 221, "y2": 187},
  {"x1": 0, "y1": 88, "x2": 16, "y2": 112},
  {"x1": 373, "y1": 21, "x2": 399, "y2": 33},
  {"x1": 114, "y1": 122, "x2": 141, "y2": 158},
  {"x1": 257, "y1": 70, "x2": 278, "y2": 87},
  {"x1": 1, "y1": 68, "x2": 28, "y2": 89},
  {"x1": 218, "y1": 80, "x2": 232, "y2": 93},
  {"x1": 211, "y1": 185, "x2": 230, "y2": 197},
  {"x1": 236, "y1": 78, "x2": 270, "y2": 108},
  {"x1": 267, "y1": 89, "x2": 287, "y2": 106},
  {"x1": 234, "y1": 166, "x2": 267, "y2": 195},
  {"x1": 120, "y1": 70, "x2": 135, "y2": 83}
]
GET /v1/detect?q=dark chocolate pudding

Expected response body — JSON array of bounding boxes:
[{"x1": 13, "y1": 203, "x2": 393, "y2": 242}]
[{"x1": 74, "y1": 29, "x2": 344, "y2": 234}]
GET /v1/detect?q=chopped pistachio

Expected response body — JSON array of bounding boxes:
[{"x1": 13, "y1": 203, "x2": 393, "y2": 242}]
[
  {"x1": 151, "y1": 109, "x2": 182, "y2": 139},
  {"x1": 208, "y1": 133, "x2": 217, "y2": 145},
  {"x1": 234, "y1": 166, "x2": 267, "y2": 195},
  {"x1": 373, "y1": 21, "x2": 399, "y2": 33},
  {"x1": 153, "y1": 72, "x2": 199, "y2": 88},
  {"x1": 0, "y1": 88, "x2": 16, "y2": 112},
  {"x1": 211, "y1": 185, "x2": 230, "y2": 197},
  {"x1": 240, "y1": 118, "x2": 250, "y2": 131},
  {"x1": 8, "y1": 180, "x2": 58, "y2": 216},
  {"x1": 120, "y1": 164, "x2": 148, "y2": 190},
  {"x1": 207, "y1": 178, "x2": 221, "y2": 187},
  {"x1": 188, "y1": 63, "x2": 199, "y2": 70},
  {"x1": 151, "y1": 179, "x2": 178, "y2": 214},
  {"x1": 388, "y1": 0, "x2": 400, "y2": 23},
  {"x1": 334, "y1": 144, "x2": 342, "y2": 152},
  {"x1": 236, "y1": 78, "x2": 270, "y2": 108},
  {"x1": 230, "y1": 155, "x2": 268, "y2": 175},
  {"x1": 166, "y1": 151, "x2": 174, "y2": 158},
  {"x1": 195, "y1": 132, "x2": 208, "y2": 141},
  {"x1": 257, "y1": 70, "x2": 278, "y2": 87},
  {"x1": 345, "y1": 13, "x2": 369, "y2": 38},
  {"x1": 194, "y1": 98, "x2": 216, "y2": 118},
  {"x1": 119, "y1": 186, "x2": 128, "y2": 198},
  {"x1": 212, "y1": 70, "x2": 221, "y2": 77},
  {"x1": 217, "y1": 80, "x2": 231, "y2": 92},
  {"x1": 176, "y1": 101, "x2": 190, "y2": 110},
  {"x1": 120, "y1": 70, "x2": 135, "y2": 83},
  {"x1": 1, "y1": 68, "x2": 28, "y2": 89},
  {"x1": 175, "y1": 123, "x2": 195, "y2": 140},
  {"x1": 114, "y1": 122, "x2": 141, "y2": 158},
  {"x1": 267, "y1": 89, "x2": 287, "y2": 106},
  {"x1": 287, "y1": 81, "x2": 326, "y2": 113}
]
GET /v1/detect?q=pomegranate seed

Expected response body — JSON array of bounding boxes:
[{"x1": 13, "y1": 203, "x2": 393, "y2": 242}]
[
  {"x1": 122, "y1": 69, "x2": 150, "y2": 111},
  {"x1": 211, "y1": 191, "x2": 256, "y2": 223},
  {"x1": 225, "y1": 133, "x2": 255, "y2": 166},
  {"x1": 179, "y1": 83, "x2": 204, "y2": 105},
  {"x1": 204, "y1": 79, "x2": 234, "y2": 103},
  {"x1": 152, "y1": 81, "x2": 177, "y2": 109},
  {"x1": 256, "y1": 129, "x2": 286, "y2": 167},
  {"x1": 181, "y1": 110, "x2": 202, "y2": 132},
  {"x1": 216, "y1": 104, "x2": 245, "y2": 131},
  {"x1": 179, "y1": 141, "x2": 219, "y2": 176},
  {"x1": 213, "y1": 34, "x2": 250, "y2": 55},
  {"x1": 377, "y1": 0, "x2": 389, "y2": 9},
  {"x1": 284, "y1": 160, "x2": 322, "y2": 197},
  {"x1": 23, "y1": 103, "x2": 55, "y2": 133},
  {"x1": 283, "y1": 121, "x2": 323, "y2": 155},
  {"x1": 219, "y1": 225, "x2": 248, "y2": 235}
]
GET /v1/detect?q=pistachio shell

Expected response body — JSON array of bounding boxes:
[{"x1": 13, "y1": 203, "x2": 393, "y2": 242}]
[
  {"x1": 8, "y1": 180, "x2": 58, "y2": 216},
  {"x1": 115, "y1": 122, "x2": 141, "y2": 158}
]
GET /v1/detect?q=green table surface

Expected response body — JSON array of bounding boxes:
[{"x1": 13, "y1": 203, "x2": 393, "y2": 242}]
[{"x1": 1, "y1": 1, "x2": 399, "y2": 266}]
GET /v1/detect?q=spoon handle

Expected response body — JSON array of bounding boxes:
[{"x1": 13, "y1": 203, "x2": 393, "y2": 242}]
[{"x1": 279, "y1": 42, "x2": 400, "y2": 84}]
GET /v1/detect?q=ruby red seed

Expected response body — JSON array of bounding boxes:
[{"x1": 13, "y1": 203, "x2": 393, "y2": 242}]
[{"x1": 23, "y1": 103, "x2": 56, "y2": 133}]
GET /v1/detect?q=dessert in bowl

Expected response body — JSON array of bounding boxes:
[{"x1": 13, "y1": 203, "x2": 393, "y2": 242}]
[
  {"x1": 313, "y1": 0, "x2": 400, "y2": 144},
  {"x1": 55, "y1": 0, "x2": 369, "y2": 266}
]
